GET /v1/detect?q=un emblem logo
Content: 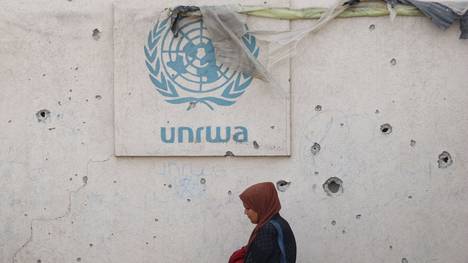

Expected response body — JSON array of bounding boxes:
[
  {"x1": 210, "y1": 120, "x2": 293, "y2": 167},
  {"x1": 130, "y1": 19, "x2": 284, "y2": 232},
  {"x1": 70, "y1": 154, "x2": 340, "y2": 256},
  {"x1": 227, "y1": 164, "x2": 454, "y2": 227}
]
[{"x1": 144, "y1": 17, "x2": 259, "y2": 110}]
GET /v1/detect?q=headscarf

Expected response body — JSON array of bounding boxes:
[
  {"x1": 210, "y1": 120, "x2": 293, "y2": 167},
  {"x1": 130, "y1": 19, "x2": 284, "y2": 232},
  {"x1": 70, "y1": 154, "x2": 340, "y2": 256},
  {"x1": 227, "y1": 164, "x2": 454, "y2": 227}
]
[{"x1": 239, "y1": 182, "x2": 281, "y2": 248}]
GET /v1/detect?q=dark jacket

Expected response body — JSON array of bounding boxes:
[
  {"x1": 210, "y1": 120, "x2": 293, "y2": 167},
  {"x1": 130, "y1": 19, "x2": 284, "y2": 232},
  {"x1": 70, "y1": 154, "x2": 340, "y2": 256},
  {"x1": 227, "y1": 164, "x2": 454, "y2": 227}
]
[{"x1": 245, "y1": 214, "x2": 296, "y2": 263}]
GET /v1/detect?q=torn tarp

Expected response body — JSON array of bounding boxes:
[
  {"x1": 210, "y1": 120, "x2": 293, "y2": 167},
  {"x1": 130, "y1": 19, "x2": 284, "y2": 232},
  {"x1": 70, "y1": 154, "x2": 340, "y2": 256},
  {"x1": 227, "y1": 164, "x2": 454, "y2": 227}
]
[
  {"x1": 462, "y1": 10, "x2": 468, "y2": 38},
  {"x1": 199, "y1": 6, "x2": 270, "y2": 81},
  {"x1": 169, "y1": 1, "x2": 351, "y2": 81},
  {"x1": 169, "y1": 5, "x2": 270, "y2": 81},
  {"x1": 170, "y1": 6, "x2": 200, "y2": 37},
  {"x1": 250, "y1": 0, "x2": 349, "y2": 66},
  {"x1": 389, "y1": 0, "x2": 468, "y2": 39},
  {"x1": 168, "y1": 1, "x2": 467, "y2": 82}
]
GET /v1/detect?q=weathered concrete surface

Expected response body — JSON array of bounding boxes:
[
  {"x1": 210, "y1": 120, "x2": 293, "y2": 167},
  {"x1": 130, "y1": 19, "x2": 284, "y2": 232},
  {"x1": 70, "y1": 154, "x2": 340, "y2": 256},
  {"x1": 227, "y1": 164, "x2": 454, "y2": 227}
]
[{"x1": 1, "y1": 0, "x2": 468, "y2": 262}]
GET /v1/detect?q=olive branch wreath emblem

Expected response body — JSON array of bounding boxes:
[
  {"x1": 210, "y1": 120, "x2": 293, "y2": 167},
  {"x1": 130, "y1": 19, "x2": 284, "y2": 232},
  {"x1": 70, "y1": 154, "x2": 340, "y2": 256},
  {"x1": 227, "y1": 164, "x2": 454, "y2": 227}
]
[{"x1": 144, "y1": 17, "x2": 259, "y2": 110}]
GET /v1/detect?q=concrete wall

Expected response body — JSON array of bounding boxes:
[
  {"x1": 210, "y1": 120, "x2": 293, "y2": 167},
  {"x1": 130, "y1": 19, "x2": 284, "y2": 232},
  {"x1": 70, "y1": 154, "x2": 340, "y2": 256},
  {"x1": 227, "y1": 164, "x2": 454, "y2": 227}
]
[{"x1": 1, "y1": 0, "x2": 468, "y2": 262}]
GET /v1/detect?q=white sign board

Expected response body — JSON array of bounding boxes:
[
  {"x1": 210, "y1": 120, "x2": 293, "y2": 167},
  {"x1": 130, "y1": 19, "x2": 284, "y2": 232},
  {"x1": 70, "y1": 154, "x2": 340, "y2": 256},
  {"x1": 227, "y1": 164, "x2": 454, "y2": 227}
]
[{"x1": 114, "y1": 4, "x2": 290, "y2": 156}]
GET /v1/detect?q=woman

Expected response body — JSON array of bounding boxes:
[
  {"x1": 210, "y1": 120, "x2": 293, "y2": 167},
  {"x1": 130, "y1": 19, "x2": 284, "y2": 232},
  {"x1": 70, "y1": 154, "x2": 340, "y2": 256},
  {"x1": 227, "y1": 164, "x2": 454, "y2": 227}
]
[{"x1": 229, "y1": 182, "x2": 296, "y2": 263}]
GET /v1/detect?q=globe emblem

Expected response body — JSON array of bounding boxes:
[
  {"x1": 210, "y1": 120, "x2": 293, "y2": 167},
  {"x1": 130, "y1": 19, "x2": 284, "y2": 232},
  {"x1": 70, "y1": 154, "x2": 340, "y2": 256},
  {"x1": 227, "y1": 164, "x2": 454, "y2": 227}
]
[
  {"x1": 160, "y1": 18, "x2": 234, "y2": 93},
  {"x1": 144, "y1": 17, "x2": 259, "y2": 110}
]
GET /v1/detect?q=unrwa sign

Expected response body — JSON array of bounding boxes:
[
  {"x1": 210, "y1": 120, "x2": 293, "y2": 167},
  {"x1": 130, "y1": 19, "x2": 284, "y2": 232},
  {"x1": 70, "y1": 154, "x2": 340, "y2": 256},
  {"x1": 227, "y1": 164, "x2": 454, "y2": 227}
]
[
  {"x1": 147, "y1": 17, "x2": 253, "y2": 144},
  {"x1": 144, "y1": 17, "x2": 259, "y2": 110},
  {"x1": 114, "y1": 6, "x2": 290, "y2": 156},
  {"x1": 161, "y1": 126, "x2": 248, "y2": 143}
]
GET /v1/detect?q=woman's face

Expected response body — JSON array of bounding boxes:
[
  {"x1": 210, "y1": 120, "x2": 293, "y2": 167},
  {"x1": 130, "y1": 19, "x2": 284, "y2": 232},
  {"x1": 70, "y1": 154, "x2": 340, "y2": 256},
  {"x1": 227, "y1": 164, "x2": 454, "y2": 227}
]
[{"x1": 244, "y1": 208, "x2": 259, "y2": 224}]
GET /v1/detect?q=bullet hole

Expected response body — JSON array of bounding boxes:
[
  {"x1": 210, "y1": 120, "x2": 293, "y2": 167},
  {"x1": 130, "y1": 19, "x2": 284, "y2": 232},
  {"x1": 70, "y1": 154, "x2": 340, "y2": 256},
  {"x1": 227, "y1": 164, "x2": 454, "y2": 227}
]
[
  {"x1": 276, "y1": 180, "x2": 291, "y2": 192},
  {"x1": 380, "y1": 123, "x2": 392, "y2": 134},
  {"x1": 42, "y1": 73, "x2": 46, "y2": 77},
  {"x1": 390, "y1": 58, "x2": 397, "y2": 65},
  {"x1": 8, "y1": 120, "x2": 12, "y2": 123},
  {"x1": 75, "y1": 173, "x2": 78, "y2": 177},
  {"x1": 323, "y1": 177, "x2": 343, "y2": 196},
  {"x1": 24, "y1": 213, "x2": 28, "y2": 217},
  {"x1": 89, "y1": 243, "x2": 93, "y2": 247},
  {"x1": 75, "y1": 67, "x2": 79, "y2": 70},
  {"x1": 186, "y1": 198, "x2": 191, "y2": 202},
  {"x1": 408, "y1": 195, "x2": 413, "y2": 199},
  {"x1": 187, "y1": 101, "x2": 196, "y2": 110},
  {"x1": 331, "y1": 220, "x2": 336, "y2": 225},
  {"x1": 154, "y1": 218, "x2": 159, "y2": 222},
  {"x1": 69, "y1": 177, "x2": 73, "y2": 181},
  {"x1": 224, "y1": 151, "x2": 235, "y2": 157},
  {"x1": 37, "y1": 260, "x2": 42, "y2": 263},
  {"x1": 167, "y1": 184, "x2": 172, "y2": 188},
  {"x1": 389, "y1": 245, "x2": 393, "y2": 249},
  {"x1": 355, "y1": 214, "x2": 361, "y2": 219},
  {"x1": 410, "y1": 139, "x2": 416, "y2": 147},
  {"x1": 310, "y1": 142, "x2": 321, "y2": 155},
  {"x1": 113, "y1": 180, "x2": 117, "y2": 184},
  {"x1": 314, "y1": 171, "x2": 319, "y2": 175},
  {"x1": 438, "y1": 151, "x2": 453, "y2": 168},
  {"x1": 342, "y1": 229, "x2": 346, "y2": 234},
  {"x1": 369, "y1": 24, "x2": 376, "y2": 31},
  {"x1": 270, "y1": 125, "x2": 275, "y2": 129},
  {"x1": 36, "y1": 109, "x2": 50, "y2": 122},
  {"x1": 82, "y1": 176, "x2": 88, "y2": 184},
  {"x1": 253, "y1": 141, "x2": 260, "y2": 149},
  {"x1": 153, "y1": 235, "x2": 157, "y2": 239},
  {"x1": 228, "y1": 190, "x2": 232, "y2": 195},
  {"x1": 401, "y1": 258, "x2": 408, "y2": 263},
  {"x1": 95, "y1": 95, "x2": 102, "y2": 100},
  {"x1": 92, "y1": 28, "x2": 101, "y2": 40},
  {"x1": 315, "y1": 105, "x2": 322, "y2": 111},
  {"x1": 340, "y1": 123, "x2": 344, "y2": 127},
  {"x1": 200, "y1": 178, "x2": 206, "y2": 184},
  {"x1": 375, "y1": 109, "x2": 380, "y2": 114},
  {"x1": 145, "y1": 242, "x2": 149, "y2": 245},
  {"x1": 48, "y1": 127, "x2": 56, "y2": 131},
  {"x1": 76, "y1": 257, "x2": 81, "y2": 262}
]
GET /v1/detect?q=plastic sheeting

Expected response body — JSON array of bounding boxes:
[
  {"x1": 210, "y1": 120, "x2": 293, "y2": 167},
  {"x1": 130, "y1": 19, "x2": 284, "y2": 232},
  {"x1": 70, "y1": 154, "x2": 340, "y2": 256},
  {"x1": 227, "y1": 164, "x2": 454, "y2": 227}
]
[
  {"x1": 412, "y1": 0, "x2": 468, "y2": 15},
  {"x1": 195, "y1": 0, "x2": 350, "y2": 81},
  {"x1": 249, "y1": 0, "x2": 349, "y2": 66},
  {"x1": 172, "y1": 0, "x2": 468, "y2": 81},
  {"x1": 199, "y1": 6, "x2": 270, "y2": 81},
  {"x1": 390, "y1": 0, "x2": 468, "y2": 38}
]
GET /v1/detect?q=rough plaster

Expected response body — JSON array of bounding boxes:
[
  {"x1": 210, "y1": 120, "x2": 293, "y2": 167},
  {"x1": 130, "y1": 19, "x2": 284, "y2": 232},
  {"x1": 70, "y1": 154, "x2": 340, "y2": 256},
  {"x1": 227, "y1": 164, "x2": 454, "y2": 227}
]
[{"x1": 1, "y1": 0, "x2": 468, "y2": 262}]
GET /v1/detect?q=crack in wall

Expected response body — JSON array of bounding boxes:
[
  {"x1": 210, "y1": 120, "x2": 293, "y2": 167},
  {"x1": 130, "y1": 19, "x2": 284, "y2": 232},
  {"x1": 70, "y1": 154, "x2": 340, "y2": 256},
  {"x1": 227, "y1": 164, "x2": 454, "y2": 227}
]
[{"x1": 11, "y1": 157, "x2": 111, "y2": 263}]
